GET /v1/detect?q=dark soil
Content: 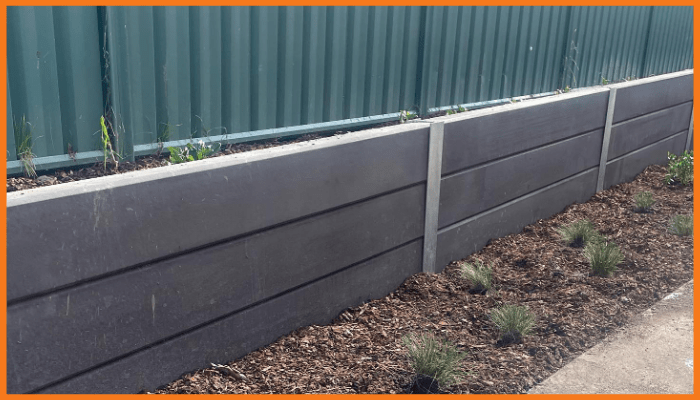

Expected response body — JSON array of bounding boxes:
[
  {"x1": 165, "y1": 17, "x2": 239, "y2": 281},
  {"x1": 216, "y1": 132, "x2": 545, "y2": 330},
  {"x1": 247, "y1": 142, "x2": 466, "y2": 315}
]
[
  {"x1": 409, "y1": 374, "x2": 443, "y2": 394},
  {"x1": 149, "y1": 164, "x2": 693, "y2": 394},
  {"x1": 7, "y1": 132, "x2": 345, "y2": 192},
  {"x1": 7, "y1": 107, "x2": 463, "y2": 193},
  {"x1": 8, "y1": 114, "x2": 427, "y2": 193}
]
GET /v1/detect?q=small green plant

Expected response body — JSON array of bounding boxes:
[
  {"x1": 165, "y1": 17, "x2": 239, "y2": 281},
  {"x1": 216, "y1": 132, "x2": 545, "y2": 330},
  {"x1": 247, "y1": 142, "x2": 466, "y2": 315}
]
[
  {"x1": 557, "y1": 219, "x2": 603, "y2": 248},
  {"x1": 665, "y1": 151, "x2": 693, "y2": 186},
  {"x1": 168, "y1": 146, "x2": 194, "y2": 164},
  {"x1": 633, "y1": 191, "x2": 656, "y2": 213},
  {"x1": 157, "y1": 122, "x2": 171, "y2": 144},
  {"x1": 446, "y1": 106, "x2": 467, "y2": 115},
  {"x1": 460, "y1": 259, "x2": 493, "y2": 294},
  {"x1": 584, "y1": 240, "x2": 624, "y2": 276},
  {"x1": 668, "y1": 214, "x2": 693, "y2": 236},
  {"x1": 13, "y1": 115, "x2": 37, "y2": 178},
  {"x1": 563, "y1": 85, "x2": 571, "y2": 93},
  {"x1": 399, "y1": 110, "x2": 418, "y2": 123},
  {"x1": 100, "y1": 116, "x2": 119, "y2": 171},
  {"x1": 167, "y1": 140, "x2": 220, "y2": 164},
  {"x1": 402, "y1": 332, "x2": 468, "y2": 389},
  {"x1": 490, "y1": 304, "x2": 536, "y2": 344},
  {"x1": 601, "y1": 76, "x2": 609, "y2": 85}
]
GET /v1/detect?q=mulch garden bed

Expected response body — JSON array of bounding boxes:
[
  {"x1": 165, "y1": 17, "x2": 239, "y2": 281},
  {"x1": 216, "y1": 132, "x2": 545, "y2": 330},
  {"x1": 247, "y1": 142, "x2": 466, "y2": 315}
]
[{"x1": 147, "y1": 164, "x2": 693, "y2": 394}]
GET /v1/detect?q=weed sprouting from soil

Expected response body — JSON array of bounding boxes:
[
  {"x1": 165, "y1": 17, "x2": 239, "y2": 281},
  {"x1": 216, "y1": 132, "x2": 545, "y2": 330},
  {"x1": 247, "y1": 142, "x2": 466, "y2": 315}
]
[
  {"x1": 446, "y1": 105, "x2": 467, "y2": 115},
  {"x1": 557, "y1": 219, "x2": 603, "y2": 248},
  {"x1": 490, "y1": 305, "x2": 536, "y2": 346},
  {"x1": 399, "y1": 110, "x2": 418, "y2": 123},
  {"x1": 168, "y1": 140, "x2": 220, "y2": 164},
  {"x1": 100, "y1": 115, "x2": 120, "y2": 172},
  {"x1": 584, "y1": 240, "x2": 624, "y2": 277},
  {"x1": 402, "y1": 332, "x2": 468, "y2": 391},
  {"x1": 633, "y1": 191, "x2": 656, "y2": 213},
  {"x1": 460, "y1": 259, "x2": 493, "y2": 294},
  {"x1": 668, "y1": 214, "x2": 693, "y2": 236}
]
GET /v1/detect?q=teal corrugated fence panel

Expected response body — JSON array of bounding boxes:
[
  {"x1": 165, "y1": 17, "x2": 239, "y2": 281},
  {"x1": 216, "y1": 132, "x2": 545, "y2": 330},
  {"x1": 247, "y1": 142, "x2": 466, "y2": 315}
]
[
  {"x1": 7, "y1": 78, "x2": 16, "y2": 161},
  {"x1": 5, "y1": 6, "x2": 695, "y2": 174},
  {"x1": 53, "y1": 7, "x2": 104, "y2": 154},
  {"x1": 7, "y1": 6, "x2": 103, "y2": 159},
  {"x1": 106, "y1": 6, "x2": 156, "y2": 160},
  {"x1": 561, "y1": 6, "x2": 652, "y2": 88},
  {"x1": 643, "y1": 6, "x2": 694, "y2": 77},
  {"x1": 190, "y1": 6, "x2": 223, "y2": 138},
  {"x1": 418, "y1": 6, "x2": 572, "y2": 111}
]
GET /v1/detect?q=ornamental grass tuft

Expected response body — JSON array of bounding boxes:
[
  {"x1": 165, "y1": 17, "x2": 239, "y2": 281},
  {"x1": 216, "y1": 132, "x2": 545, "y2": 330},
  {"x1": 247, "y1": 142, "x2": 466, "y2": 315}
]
[
  {"x1": 584, "y1": 240, "x2": 624, "y2": 277},
  {"x1": 460, "y1": 259, "x2": 493, "y2": 294},
  {"x1": 557, "y1": 219, "x2": 603, "y2": 248},
  {"x1": 402, "y1": 332, "x2": 468, "y2": 389},
  {"x1": 490, "y1": 304, "x2": 536, "y2": 345},
  {"x1": 633, "y1": 191, "x2": 655, "y2": 213},
  {"x1": 668, "y1": 214, "x2": 693, "y2": 237}
]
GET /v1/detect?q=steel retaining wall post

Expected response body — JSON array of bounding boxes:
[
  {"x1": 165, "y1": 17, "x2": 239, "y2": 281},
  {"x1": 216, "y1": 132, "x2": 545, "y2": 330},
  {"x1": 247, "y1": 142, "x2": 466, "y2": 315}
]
[
  {"x1": 684, "y1": 106, "x2": 693, "y2": 152},
  {"x1": 422, "y1": 121, "x2": 444, "y2": 274},
  {"x1": 596, "y1": 87, "x2": 617, "y2": 192}
]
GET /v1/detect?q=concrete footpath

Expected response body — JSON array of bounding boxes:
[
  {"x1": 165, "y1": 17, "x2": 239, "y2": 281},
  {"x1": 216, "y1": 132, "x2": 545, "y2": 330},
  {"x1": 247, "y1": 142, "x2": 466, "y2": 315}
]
[{"x1": 529, "y1": 279, "x2": 694, "y2": 394}]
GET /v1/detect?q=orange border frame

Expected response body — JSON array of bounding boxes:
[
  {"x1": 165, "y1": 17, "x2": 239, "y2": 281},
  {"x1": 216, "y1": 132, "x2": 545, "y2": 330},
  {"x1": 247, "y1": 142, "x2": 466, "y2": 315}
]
[{"x1": 0, "y1": 2, "x2": 697, "y2": 398}]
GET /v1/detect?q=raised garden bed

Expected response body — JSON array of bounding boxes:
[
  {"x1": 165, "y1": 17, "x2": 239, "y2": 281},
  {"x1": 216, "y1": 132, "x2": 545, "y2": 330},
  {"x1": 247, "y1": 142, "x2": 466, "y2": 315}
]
[
  {"x1": 151, "y1": 164, "x2": 693, "y2": 394},
  {"x1": 7, "y1": 71, "x2": 693, "y2": 394}
]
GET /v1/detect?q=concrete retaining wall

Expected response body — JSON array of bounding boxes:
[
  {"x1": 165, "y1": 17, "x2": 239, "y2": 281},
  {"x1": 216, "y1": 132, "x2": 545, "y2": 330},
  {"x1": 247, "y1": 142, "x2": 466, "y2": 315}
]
[{"x1": 6, "y1": 70, "x2": 693, "y2": 394}]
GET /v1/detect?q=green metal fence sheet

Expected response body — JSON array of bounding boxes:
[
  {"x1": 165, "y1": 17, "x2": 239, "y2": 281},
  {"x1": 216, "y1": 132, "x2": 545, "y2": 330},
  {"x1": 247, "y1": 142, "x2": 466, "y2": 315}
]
[
  {"x1": 8, "y1": 6, "x2": 102, "y2": 160},
  {"x1": 6, "y1": 6, "x2": 695, "y2": 174},
  {"x1": 7, "y1": 78, "x2": 16, "y2": 161},
  {"x1": 644, "y1": 6, "x2": 694, "y2": 77},
  {"x1": 418, "y1": 6, "x2": 572, "y2": 111},
  {"x1": 561, "y1": 6, "x2": 653, "y2": 88}
]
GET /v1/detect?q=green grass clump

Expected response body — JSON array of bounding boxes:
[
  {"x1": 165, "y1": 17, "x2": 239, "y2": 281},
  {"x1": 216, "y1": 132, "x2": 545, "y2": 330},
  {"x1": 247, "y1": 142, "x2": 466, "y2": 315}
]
[
  {"x1": 665, "y1": 151, "x2": 693, "y2": 186},
  {"x1": 460, "y1": 259, "x2": 493, "y2": 293},
  {"x1": 490, "y1": 305, "x2": 536, "y2": 344},
  {"x1": 13, "y1": 115, "x2": 37, "y2": 178},
  {"x1": 633, "y1": 191, "x2": 656, "y2": 213},
  {"x1": 584, "y1": 240, "x2": 624, "y2": 277},
  {"x1": 557, "y1": 219, "x2": 603, "y2": 248},
  {"x1": 402, "y1": 332, "x2": 468, "y2": 388},
  {"x1": 668, "y1": 214, "x2": 693, "y2": 236},
  {"x1": 157, "y1": 122, "x2": 171, "y2": 143}
]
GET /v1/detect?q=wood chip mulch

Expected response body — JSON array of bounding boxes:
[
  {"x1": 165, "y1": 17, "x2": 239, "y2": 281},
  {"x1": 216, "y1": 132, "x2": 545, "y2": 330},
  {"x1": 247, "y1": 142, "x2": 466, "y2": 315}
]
[{"x1": 150, "y1": 164, "x2": 693, "y2": 394}]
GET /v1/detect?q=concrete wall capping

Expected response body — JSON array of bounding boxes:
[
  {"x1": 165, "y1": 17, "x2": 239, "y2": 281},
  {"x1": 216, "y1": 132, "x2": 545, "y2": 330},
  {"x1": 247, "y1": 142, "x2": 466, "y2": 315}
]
[
  {"x1": 7, "y1": 70, "x2": 692, "y2": 394},
  {"x1": 7, "y1": 121, "x2": 430, "y2": 206},
  {"x1": 608, "y1": 69, "x2": 693, "y2": 89},
  {"x1": 430, "y1": 85, "x2": 610, "y2": 124}
]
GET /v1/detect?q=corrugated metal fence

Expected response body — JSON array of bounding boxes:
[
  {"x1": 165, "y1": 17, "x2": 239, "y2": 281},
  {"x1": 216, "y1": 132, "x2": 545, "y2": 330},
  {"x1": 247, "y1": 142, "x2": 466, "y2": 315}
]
[{"x1": 6, "y1": 6, "x2": 694, "y2": 174}]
